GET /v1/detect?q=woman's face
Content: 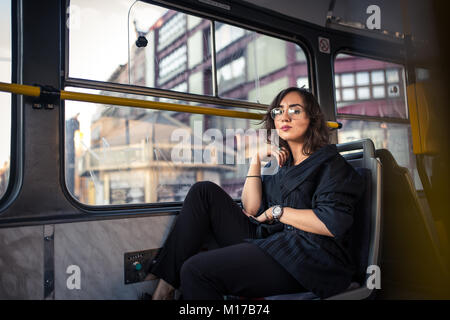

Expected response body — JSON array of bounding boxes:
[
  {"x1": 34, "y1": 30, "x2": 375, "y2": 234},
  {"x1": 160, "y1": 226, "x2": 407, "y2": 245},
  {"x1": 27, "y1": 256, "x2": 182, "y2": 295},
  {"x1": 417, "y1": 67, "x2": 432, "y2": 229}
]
[{"x1": 272, "y1": 91, "x2": 310, "y2": 143}]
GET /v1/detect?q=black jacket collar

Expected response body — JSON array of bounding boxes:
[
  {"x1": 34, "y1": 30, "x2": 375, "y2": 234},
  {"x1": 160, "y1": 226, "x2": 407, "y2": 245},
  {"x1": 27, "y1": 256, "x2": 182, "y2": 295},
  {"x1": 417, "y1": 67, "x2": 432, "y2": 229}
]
[{"x1": 279, "y1": 144, "x2": 338, "y2": 199}]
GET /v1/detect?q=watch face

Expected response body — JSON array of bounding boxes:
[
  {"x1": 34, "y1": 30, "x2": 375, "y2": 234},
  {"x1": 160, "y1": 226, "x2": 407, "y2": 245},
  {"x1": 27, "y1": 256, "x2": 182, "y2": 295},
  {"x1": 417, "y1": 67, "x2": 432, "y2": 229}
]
[{"x1": 274, "y1": 206, "x2": 281, "y2": 215}]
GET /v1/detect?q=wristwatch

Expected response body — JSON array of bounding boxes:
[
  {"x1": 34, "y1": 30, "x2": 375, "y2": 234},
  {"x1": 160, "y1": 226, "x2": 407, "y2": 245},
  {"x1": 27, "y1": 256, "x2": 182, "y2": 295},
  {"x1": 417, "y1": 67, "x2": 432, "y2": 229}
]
[{"x1": 272, "y1": 205, "x2": 283, "y2": 221}]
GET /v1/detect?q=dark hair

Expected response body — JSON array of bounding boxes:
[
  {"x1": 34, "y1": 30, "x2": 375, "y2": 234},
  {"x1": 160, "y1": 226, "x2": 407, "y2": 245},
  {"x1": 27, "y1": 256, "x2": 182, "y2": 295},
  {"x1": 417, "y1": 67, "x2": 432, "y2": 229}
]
[{"x1": 260, "y1": 87, "x2": 330, "y2": 160}]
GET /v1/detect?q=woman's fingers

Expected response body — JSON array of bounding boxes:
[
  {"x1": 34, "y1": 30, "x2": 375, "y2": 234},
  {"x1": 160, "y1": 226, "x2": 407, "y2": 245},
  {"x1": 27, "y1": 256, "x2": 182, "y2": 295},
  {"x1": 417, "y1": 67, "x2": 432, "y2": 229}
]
[
  {"x1": 273, "y1": 146, "x2": 288, "y2": 167},
  {"x1": 279, "y1": 148, "x2": 287, "y2": 166},
  {"x1": 257, "y1": 144, "x2": 289, "y2": 166}
]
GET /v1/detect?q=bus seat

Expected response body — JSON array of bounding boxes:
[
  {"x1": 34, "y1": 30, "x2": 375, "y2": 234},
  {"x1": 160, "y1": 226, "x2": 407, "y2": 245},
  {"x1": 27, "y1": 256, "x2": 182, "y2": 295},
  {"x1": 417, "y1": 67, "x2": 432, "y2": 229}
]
[
  {"x1": 263, "y1": 139, "x2": 383, "y2": 300},
  {"x1": 374, "y1": 149, "x2": 450, "y2": 298}
]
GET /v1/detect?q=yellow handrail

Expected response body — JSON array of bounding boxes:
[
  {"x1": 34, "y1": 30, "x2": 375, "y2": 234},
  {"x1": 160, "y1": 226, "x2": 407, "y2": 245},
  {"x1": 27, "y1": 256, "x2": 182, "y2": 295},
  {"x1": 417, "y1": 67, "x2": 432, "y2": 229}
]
[{"x1": 0, "y1": 81, "x2": 341, "y2": 127}]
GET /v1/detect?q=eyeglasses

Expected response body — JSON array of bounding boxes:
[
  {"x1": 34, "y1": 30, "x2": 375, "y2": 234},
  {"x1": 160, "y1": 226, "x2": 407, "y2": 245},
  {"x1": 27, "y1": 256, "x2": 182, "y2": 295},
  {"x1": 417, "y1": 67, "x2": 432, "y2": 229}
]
[{"x1": 270, "y1": 104, "x2": 304, "y2": 120}]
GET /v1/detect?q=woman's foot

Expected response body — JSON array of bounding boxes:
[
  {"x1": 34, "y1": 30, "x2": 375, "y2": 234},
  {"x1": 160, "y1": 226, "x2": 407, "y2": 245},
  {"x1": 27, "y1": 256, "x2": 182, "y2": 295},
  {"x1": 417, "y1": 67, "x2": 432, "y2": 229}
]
[
  {"x1": 152, "y1": 279, "x2": 175, "y2": 300},
  {"x1": 144, "y1": 273, "x2": 159, "y2": 281}
]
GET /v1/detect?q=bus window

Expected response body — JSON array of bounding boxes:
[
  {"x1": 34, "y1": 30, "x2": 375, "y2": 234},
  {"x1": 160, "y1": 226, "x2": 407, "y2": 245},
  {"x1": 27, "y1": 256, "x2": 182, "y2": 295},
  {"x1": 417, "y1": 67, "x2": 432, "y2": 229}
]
[
  {"x1": 66, "y1": 0, "x2": 312, "y2": 206},
  {"x1": 334, "y1": 53, "x2": 421, "y2": 189},
  {"x1": 68, "y1": 0, "x2": 213, "y2": 95},
  {"x1": 0, "y1": 0, "x2": 11, "y2": 200},
  {"x1": 65, "y1": 87, "x2": 265, "y2": 206},
  {"x1": 215, "y1": 22, "x2": 309, "y2": 104},
  {"x1": 334, "y1": 54, "x2": 407, "y2": 118}
]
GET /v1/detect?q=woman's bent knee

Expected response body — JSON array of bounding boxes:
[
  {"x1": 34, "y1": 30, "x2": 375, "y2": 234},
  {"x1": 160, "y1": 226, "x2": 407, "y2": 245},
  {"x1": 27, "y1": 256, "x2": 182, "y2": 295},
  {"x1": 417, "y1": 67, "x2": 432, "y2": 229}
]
[
  {"x1": 188, "y1": 181, "x2": 222, "y2": 199},
  {"x1": 180, "y1": 255, "x2": 202, "y2": 287},
  {"x1": 190, "y1": 181, "x2": 218, "y2": 192}
]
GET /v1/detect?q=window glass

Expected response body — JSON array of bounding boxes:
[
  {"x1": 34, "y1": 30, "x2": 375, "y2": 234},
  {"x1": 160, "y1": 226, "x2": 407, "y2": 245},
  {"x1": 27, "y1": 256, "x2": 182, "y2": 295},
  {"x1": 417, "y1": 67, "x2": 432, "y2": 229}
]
[
  {"x1": 0, "y1": 0, "x2": 11, "y2": 200},
  {"x1": 215, "y1": 22, "x2": 309, "y2": 104},
  {"x1": 68, "y1": 0, "x2": 213, "y2": 95},
  {"x1": 356, "y1": 72, "x2": 370, "y2": 86},
  {"x1": 66, "y1": 0, "x2": 311, "y2": 206},
  {"x1": 388, "y1": 84, "x2": 400, "y2": 97},
  {"x1": 371, "y1": 70, "x2": 385, "y2": 84},
  {"x1": 68, "y1": 0, "x2": 309, "y2": 104},
  {"x1": 65, "y1": 87, "x2": 267, "y2": 205},
  {"x1": 372, "y1": 85, "x2": 385, "y2": 98},
  {"x1": 215, "y1": 23, "x2": 245, "y2": 52},
  {"x1": 334, "y1": 75, "x2": 340, "y2": 88},
  {"x1": 296, "y1": 77, "x2": 308, "y2": 89},
  {"x1": 342, "y1": 88, "x2": 355, "y2": 101},
  {"x1": 341, "y1": 73, "x2": 355, "y2": 87},
  {"x1": 357, "y1": 87, "x2": 370, "y2": 100},
  {"x1": 335, "y1": 54, "x2": 420, "y2": 189},
  {"x1": 335, "y1": 89, "x2": 341, "y2": 102},
  {"x1": 337, "y1": 119, "x2": 422, "y2": 190},
  {"x1": 334, "y1": 54, "x2": 408, "y2": 118},
  {"x1": 386, "y1": 69, "x2": 399, "y2": 83}
]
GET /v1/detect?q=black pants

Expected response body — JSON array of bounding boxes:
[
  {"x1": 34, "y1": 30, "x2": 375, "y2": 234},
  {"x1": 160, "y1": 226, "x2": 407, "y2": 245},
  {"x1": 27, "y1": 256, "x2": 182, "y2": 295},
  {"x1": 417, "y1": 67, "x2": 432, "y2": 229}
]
[{"x1": 150, "y1": 181, "x2": 306, "y2": 299}]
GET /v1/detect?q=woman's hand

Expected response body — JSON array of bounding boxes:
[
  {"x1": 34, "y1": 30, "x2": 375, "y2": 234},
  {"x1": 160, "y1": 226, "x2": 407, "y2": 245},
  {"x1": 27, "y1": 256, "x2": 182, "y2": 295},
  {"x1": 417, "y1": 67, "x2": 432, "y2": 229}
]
[
  {"x1": 250, "y1": 207, "x2": 274, "y2": 223},
  {"x1": 252, "y1": 144, "x2": 290, "y2": 167}
]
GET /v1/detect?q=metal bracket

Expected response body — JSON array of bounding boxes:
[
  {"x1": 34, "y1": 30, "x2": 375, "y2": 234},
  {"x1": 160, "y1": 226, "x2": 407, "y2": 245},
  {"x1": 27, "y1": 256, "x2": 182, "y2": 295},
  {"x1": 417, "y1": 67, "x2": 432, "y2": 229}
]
[{"x1": 32, "y1": 85, "x2": 60, "y2": 109}]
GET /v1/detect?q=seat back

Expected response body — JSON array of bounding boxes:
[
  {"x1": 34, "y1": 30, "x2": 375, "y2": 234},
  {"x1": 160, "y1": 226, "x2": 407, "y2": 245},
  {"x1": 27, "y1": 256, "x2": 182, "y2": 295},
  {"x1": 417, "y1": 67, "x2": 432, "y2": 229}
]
[
  {"x1": 348, "y1": 167, "x2": 372, "y2": 284},
  {"x1": 321, "y1": 139, "x2": 383, "y2": 300},
  {"x1": 374, "y1": 149, "x2": 449, "y2": 298}
]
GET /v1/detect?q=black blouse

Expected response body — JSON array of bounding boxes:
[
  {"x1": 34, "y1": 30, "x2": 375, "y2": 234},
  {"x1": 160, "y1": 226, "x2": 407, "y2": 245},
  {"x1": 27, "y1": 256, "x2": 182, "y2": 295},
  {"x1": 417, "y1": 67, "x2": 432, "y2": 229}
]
[{"x1": 244, "y1": 144, "x2": 365, "y2": 298}]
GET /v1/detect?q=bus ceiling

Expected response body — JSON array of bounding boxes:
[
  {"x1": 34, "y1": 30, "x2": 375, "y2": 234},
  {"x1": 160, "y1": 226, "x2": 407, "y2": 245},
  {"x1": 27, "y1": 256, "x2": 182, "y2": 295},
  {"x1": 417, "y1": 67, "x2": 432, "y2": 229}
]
[{"x1": 242, "y1": 0, "x2": 435, "y2": 45}]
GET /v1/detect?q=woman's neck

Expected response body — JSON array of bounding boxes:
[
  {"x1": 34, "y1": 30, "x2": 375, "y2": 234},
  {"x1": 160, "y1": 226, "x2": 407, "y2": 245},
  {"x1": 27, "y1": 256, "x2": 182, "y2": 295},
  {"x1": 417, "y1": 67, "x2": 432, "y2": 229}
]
[{"x1": 287, "y1": 140, "x2": 308, "y2": 166}]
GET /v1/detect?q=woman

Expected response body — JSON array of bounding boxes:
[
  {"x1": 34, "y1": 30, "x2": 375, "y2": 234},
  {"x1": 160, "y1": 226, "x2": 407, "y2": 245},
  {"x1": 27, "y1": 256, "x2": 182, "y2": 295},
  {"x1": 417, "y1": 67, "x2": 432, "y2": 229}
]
[{"x1": 148, "y1": 87, "x2": 365, "y2": 300}]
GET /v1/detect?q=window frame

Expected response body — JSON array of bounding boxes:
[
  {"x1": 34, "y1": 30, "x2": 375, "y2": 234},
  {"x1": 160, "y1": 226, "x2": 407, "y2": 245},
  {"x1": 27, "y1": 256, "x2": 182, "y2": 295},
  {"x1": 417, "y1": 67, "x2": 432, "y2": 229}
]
[{"x1": 0, "y1": 0, "x2": 23, "y2": 212}]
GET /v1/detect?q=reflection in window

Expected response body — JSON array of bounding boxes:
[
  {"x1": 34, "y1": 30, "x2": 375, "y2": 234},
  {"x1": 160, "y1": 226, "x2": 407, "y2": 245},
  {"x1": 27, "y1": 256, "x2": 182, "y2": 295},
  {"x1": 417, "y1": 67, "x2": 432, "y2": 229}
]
[
  {"x1": 215, "y1": 22, "x2": 309, "y2": 104},
  {"x1": 357, "y1": 87, "x2": 370, "y2": 100},
  {"x1": 372, "y1": 85, "x2": 385, "y2": 98},
  {"x1": 386, "y1": 69, "x2": 399, "y2": 83},
  {"x1": 65, "y1": 88, "x2": 266, "y2": 205},
  {"x1": 69, "y1": 0, "x2": 310, "y2": 105},
  {"x1": 388, "y1": 84, "x2": 400, "y2": 97},
  {"x1": 334, "y1": 54, "x2": 407, "y2": 118},
  {"x1": 341, "y1": 73, "x2": 355, "y2": 87},
  {"x1": 356, "y1": 72, "x2": 370, "y2": 86},
  {"x1": 338, "y1": 119, "x2": 421, "y2": 190},
  {"x1": 335, "y1": 75, "x2": 340, "y2": 88},
  {"x1": 158, "y1": 45, "x2": 187, "y2": 84},
  {"x1": 296, "y1": 77, "x2": 308, "y2": 89},
  {"x1": 68, "y1": 0, "x2": 212, "y2": 95},
  {"x1": 342, "y1": 88, "x2": 355, "y2": 101},
  {"x1": 158, "y1": 12, "x2": 186, "y2": 51},
  {"x1": 0, "y1": 0, "x2": 11, "y2": 200},
  {"x1": 335, "y1": 89, "x2": 341, "y2": 102},
  {"x1": 335, "y1": 54, "x2": 419, "y2": 189},
  {"x1": 217, "y1": 56, "x2": 246, "y2": 93},
  {"x1": 371, "y1": 70, "x2": 385, "y2": 84},
  {"x1": 215, "y1": 23, "x2": 245, "y2": 52}
]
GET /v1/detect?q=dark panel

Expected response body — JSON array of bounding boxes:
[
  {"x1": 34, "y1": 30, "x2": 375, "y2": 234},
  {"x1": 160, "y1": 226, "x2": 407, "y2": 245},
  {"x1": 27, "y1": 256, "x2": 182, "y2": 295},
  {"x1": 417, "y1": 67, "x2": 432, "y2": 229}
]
[{"x1": 0, "y1": 0, "x2": 79, "y2": 220}]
